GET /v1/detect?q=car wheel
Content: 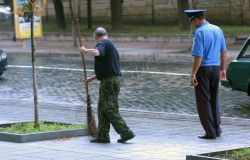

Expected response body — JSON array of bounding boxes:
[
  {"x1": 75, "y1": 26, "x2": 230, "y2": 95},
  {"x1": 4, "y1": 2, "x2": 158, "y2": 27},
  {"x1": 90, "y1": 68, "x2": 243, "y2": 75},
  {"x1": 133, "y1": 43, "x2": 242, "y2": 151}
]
[{"x1": 0, "y1": 72, "x2": 3, "y2": 76}]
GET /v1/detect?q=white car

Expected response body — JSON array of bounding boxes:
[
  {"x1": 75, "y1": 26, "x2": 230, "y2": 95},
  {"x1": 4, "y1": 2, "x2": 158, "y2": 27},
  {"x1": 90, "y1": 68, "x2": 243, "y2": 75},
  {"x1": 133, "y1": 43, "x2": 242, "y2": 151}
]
[{"x1": 0, "y1": 6, "x2": 10, "y2": 21}]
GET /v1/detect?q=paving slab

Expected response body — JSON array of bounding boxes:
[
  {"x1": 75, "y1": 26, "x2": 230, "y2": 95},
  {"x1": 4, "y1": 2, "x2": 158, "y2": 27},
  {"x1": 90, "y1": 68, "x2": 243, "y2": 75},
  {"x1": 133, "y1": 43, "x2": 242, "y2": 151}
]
[{"x1": 0, "y1": 99, "x2": 250, "y2": 160}]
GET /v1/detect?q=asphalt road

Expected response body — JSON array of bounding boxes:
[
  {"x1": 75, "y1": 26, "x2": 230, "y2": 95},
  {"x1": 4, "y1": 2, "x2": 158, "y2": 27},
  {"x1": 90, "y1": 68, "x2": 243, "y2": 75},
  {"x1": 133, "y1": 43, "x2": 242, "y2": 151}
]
[{"x1": 1, "y1": 55, "x2": 250, "y2": 118}]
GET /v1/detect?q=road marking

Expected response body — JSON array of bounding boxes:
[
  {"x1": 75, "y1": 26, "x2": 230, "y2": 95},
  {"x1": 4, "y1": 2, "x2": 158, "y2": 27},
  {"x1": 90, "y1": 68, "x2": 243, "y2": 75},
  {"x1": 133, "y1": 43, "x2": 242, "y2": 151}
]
[{"x1": 8, "y1": 65, "x2": 190, "y2": 76}]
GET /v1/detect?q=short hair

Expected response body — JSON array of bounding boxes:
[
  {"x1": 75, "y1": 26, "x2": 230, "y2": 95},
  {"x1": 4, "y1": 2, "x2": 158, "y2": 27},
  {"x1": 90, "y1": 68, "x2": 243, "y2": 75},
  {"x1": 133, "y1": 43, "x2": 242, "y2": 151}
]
[
  {"x1": 195, "y1": 15, "x2": 205, "y2": 20},
  {"x1": 93, "y1": 27, "x2": 108, "y2": 38}
]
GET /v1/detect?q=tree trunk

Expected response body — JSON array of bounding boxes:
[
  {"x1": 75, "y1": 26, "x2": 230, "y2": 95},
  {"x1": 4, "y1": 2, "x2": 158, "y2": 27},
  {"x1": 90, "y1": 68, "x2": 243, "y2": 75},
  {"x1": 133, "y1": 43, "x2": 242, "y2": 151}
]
[
  {"x1": 110, "y1": 0, "x2": 123, "y2": 30},
  {"x1": 78, "y1": 0, "x2": 81, "y2": 19},
  {"x1": 177, "y1": 0, "x2": 189, "y2": 31},
  {"x1": 52, "y1": 0, "x2": 66, "y2": 29},
  {"x1": 191, "y1": 0, "x2": 196, "y2": 9},
  {"x1": 45, "y1": 2, "x2": 48, "y2": 22},
  {"x1": 151, "y1": 0, "x2": 155, "y2": 25},
  {"x1": 30, "y1": 11, "x2": 40, "y2": 128},
  {"x1": 87, "y1": 0, "x2": 92, "y2": 29},
  {"x1": 69, "y1": 0, "x2": 77, "y2": 47}
]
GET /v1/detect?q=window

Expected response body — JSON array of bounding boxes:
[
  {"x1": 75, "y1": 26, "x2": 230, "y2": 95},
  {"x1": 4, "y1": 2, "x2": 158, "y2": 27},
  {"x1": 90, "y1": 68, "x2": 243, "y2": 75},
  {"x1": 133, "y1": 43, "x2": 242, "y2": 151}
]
[{"x1": 241, "y1": 42, "x2": 250, "y2": 58}]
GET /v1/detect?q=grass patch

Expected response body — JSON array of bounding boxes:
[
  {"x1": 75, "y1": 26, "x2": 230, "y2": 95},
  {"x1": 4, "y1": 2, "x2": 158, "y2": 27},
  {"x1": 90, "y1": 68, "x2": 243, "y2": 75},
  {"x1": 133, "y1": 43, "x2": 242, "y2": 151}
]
[
  {"x1": 208, "y1": 148, "x2": 250, "y2": 160},
  {"x1": 0, "y1": 121, "x2": 86, "y2": 134},
  {"x1": 0, "y1": 21, "x2": 14, "y2": 31},
  {"x1": 220, "y1": 26, "x2": 250, "y2": 35},
  {"x1": 1, "y1": 20, "x2": 250, "y2": 34}
]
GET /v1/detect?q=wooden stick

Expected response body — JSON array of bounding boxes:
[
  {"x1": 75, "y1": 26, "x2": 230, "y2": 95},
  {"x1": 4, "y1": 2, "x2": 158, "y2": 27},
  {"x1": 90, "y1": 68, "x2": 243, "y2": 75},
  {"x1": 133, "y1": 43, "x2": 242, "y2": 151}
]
[{"x1": 76, "y1": 19, "x2": 89, "y2": 96}]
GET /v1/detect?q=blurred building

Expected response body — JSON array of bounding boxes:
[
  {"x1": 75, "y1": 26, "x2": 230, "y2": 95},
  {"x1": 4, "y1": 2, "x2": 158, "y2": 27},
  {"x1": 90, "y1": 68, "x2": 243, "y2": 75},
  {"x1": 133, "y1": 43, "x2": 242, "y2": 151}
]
[{"x1": 41, "y1": 0, "x2": 249, "y2": 25}]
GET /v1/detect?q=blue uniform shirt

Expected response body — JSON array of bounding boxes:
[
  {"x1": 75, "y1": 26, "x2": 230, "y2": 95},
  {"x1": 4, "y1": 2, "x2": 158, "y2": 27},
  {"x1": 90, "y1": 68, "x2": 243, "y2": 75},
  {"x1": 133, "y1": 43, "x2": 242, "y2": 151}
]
[{"x1": 191, "y1": 21, "x2": 226, "y2": 66}]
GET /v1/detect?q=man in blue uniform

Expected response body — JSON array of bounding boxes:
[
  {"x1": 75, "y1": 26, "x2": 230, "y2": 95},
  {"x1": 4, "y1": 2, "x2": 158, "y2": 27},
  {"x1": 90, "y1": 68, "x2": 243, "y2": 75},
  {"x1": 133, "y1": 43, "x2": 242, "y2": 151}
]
[
  {"x1": 78, "y1": 27, "x2": 135, "y2": 143},
  {"x1": 185, "y1": 10, "x2": 227, "y2": 139}
]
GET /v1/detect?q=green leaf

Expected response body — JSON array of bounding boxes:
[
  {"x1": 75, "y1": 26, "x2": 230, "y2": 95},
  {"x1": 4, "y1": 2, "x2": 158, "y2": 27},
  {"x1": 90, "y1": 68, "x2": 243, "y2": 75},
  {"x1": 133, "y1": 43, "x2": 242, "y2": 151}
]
[{"x1": 22, "y1": 12, "x2": 28, "y2": 18}]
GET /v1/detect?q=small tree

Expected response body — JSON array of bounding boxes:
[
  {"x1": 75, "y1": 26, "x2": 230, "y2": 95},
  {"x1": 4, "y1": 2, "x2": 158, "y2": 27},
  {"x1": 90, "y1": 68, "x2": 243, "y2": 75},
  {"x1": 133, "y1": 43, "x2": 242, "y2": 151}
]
[{"x1": 14, "y1": 0, "x2": 47, "y2": 128}]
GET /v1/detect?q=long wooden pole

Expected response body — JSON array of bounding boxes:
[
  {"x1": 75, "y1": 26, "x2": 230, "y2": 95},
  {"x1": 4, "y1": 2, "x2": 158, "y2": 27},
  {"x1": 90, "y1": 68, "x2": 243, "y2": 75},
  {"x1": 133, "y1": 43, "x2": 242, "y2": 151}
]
[
  {"x1": 76, "y1": 19, "x2": 89, "y2": 96},
  {"x1": 76, "y1": 19, "x2": 98, "y2": 137}
]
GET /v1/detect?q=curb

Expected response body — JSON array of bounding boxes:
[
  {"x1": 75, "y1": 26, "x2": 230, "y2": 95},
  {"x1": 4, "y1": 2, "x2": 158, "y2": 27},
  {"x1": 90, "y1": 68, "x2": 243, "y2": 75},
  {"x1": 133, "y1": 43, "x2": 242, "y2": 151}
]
[
  {"x1": 0, "y1": 121, "x2": 88, "y2": 143},
  {"x1": 186, "y1": 147, "x2": 250, "y2": 160},
  {"x1": 5, "y1": 49, "x2": 236, "y2": 62},
  {"x1": 1, "y1": 32, "x2": 249, "y2": 44}
]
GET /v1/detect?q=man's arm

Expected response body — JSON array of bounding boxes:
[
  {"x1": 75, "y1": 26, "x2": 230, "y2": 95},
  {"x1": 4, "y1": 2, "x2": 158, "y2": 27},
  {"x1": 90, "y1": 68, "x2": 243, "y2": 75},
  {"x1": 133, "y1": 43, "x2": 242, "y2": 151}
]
[
  {"x1": 220, "y1": 50, "x2": 227, "y2": 80},
  {"x1": 83, "y1": 75, "x2": 97, "y2": 84},
  {"x1": 79, "y1": 47, "x2": 100, "y2": 56},
  {"x1": 190, "y1": 56, "x2": 202, "y2": 86},
  {"x1": 84, "y1": 48, "x2": 100, "y2": 56}
]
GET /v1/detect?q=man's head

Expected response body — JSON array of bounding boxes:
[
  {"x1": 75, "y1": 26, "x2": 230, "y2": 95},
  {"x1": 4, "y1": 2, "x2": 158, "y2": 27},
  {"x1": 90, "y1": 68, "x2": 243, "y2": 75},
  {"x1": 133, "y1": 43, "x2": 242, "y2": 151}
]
[
  {"x1": 93, "y1": 27, "x2": 108, "y2": 42},
  {"x1": 184, "y1": 9, "x2": 206, "y2": 28}
]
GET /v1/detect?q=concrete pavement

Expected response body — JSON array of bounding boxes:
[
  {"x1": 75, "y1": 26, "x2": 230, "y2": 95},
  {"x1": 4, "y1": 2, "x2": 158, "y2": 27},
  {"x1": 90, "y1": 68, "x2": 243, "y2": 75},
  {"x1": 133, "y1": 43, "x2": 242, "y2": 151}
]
[
  {"x1": 0, "y1": 35, "x2": 250, "y2": 160},
  {"x1": 1, "y1": 99, "x2": 250, "y2": 160}
]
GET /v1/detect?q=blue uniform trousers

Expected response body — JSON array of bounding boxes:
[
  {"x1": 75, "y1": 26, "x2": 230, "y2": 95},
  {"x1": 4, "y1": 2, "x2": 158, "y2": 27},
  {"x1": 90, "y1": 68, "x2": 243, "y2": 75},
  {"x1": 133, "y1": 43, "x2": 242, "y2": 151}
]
[{"x1": 194, "y1": 66, "x2": 222, "y2": 137}]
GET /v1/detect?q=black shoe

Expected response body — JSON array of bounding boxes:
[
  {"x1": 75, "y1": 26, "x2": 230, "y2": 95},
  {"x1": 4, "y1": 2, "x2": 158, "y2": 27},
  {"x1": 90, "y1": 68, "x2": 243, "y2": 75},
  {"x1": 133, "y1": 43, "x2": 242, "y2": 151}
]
[
  {"x1": 117, "y1": 133, "x2": 135, "y2": 143},
  {"x1": 198, "y1": 134, "x2": 216, "y2": 139},
  {"x1": 216, "y1": 130, "x2": 221, "y2": 137},
  {"x1": 90, "y1": 138, "x2": 110, "y2": 143}
]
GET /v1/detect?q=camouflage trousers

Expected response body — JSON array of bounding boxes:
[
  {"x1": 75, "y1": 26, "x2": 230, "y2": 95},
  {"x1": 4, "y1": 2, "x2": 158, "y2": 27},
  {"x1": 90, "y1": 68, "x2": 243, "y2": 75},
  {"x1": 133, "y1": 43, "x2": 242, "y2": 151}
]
[{"x1": 97, "y1": 76, "x2": 134, "y2": 140}]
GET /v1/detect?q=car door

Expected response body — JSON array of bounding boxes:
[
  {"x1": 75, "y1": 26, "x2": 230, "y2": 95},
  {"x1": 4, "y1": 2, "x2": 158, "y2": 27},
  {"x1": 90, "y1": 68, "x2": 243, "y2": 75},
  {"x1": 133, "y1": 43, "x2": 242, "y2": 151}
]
[{"x1": 226, "y1": 38, "x2": 250, "y2": 92}]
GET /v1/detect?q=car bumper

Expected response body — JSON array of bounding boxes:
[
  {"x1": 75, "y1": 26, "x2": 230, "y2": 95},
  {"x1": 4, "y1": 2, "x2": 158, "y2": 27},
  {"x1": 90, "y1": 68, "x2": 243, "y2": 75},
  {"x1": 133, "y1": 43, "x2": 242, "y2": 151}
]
[
  {"x1": 221, "y1": 80, "x2": 230, "y2": 87},
  {"x1": 0, "y1": 58, "x2": 7, "y2": 72}
]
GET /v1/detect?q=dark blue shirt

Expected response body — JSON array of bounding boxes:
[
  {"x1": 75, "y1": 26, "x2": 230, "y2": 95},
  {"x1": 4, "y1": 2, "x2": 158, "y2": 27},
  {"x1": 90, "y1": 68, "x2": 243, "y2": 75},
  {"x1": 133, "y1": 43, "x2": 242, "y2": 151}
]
[{"x1": 94, "y1": 38, "x2": 121, "y2": 80}]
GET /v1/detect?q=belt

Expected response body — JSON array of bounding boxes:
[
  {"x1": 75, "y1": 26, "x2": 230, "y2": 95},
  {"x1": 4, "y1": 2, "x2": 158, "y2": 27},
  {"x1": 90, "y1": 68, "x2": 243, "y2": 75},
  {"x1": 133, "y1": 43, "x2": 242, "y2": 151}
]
[{"x1": 100, "y1": 76, "x2": 119, "y2": 81}]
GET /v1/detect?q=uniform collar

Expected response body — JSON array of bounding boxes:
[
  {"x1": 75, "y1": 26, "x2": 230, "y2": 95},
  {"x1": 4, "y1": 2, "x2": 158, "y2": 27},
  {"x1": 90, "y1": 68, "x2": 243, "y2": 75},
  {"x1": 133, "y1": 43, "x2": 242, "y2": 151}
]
[{"x1": 198, "y1": 21, "x2": 209, "y2": 28}]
